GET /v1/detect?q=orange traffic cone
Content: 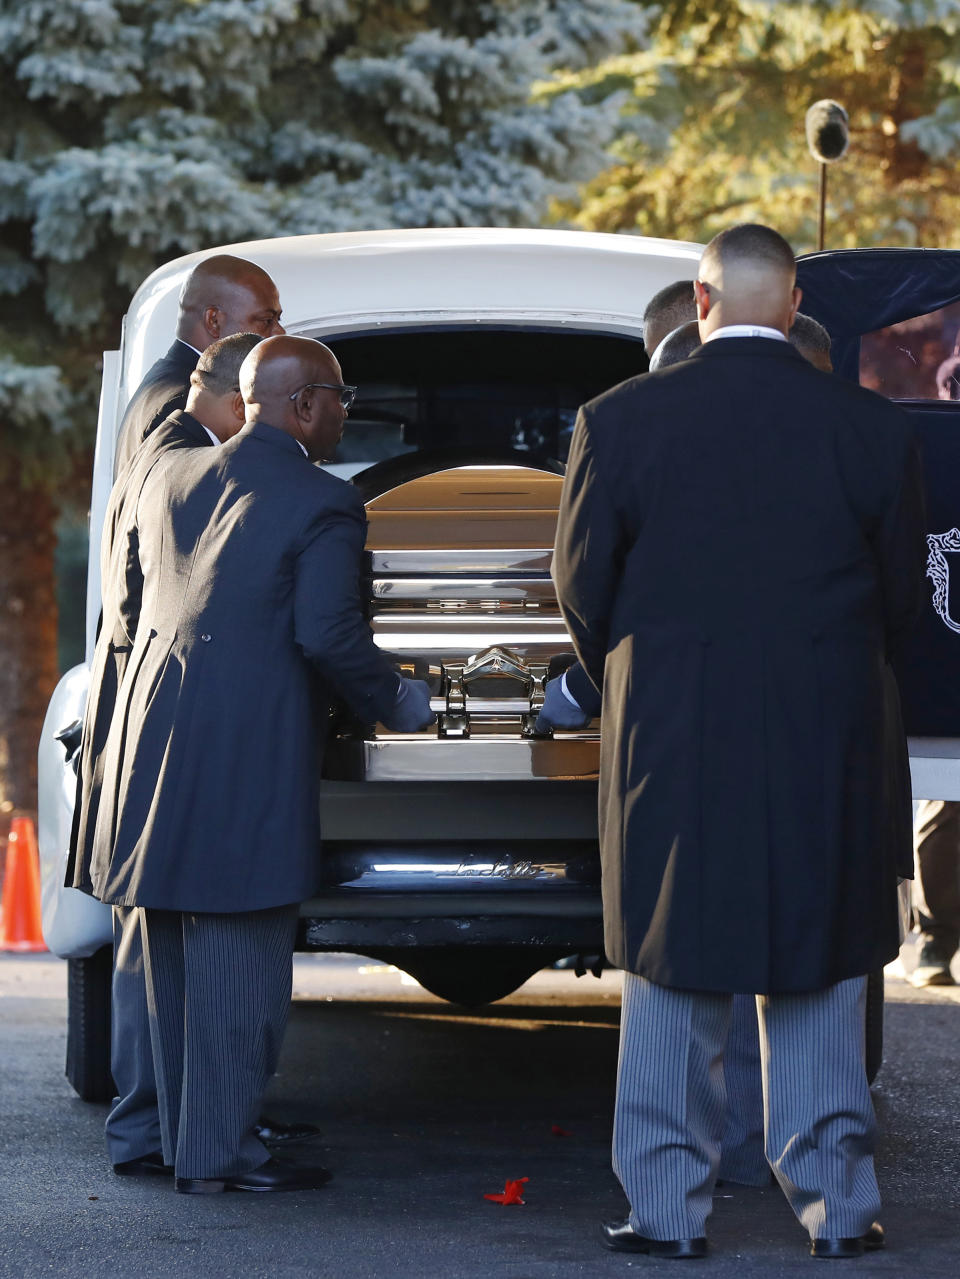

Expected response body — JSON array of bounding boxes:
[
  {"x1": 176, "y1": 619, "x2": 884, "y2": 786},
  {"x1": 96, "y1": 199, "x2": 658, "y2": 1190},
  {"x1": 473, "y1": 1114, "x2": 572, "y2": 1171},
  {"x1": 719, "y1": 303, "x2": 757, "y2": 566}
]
[{"x1": 0, "y1": 816, "x2": 47, "y2": 952}]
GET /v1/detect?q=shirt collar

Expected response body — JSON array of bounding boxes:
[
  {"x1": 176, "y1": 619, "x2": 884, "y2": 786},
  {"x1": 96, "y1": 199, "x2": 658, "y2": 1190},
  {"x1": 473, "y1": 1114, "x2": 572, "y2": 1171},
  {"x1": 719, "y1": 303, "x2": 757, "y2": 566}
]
[
  {"x1": 176, "y1": 338, "x2": 204, "y2": 358},
  {"x1": 704, "y1": 324, "x2": 788, "y2": 343}
]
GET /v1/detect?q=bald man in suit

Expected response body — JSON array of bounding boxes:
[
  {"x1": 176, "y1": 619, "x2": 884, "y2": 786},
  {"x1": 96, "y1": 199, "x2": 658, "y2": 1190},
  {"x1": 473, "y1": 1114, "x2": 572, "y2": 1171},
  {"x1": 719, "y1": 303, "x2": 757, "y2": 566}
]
[
  {"x1": 69, "y1": 333, "x2": 265, "y2": 1174},
  {"x1": 113, "y1": 254, "x2": 284, "y2": 476},
  {"x1": 553, "y1": 224, "x2": 925, "y2": 1259},
  {"x1": 89, "y1": 336, "x2": 433, "y2": 1192}
]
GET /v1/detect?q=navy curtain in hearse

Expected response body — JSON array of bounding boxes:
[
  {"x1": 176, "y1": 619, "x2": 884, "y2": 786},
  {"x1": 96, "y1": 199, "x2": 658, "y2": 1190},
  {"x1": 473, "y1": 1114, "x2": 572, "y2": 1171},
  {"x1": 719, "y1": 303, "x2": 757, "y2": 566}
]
[{"x1": 796, "y1": 249, "x2": 960, "y2": 737}]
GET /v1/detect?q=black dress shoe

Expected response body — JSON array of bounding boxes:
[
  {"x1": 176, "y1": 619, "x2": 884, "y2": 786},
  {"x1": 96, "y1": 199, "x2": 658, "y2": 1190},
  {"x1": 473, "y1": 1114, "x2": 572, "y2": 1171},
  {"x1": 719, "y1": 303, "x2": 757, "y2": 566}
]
[
  {"x1": 253, "y1": 1117, "x2": 322, "y2": 1144},
  {"x1": 175, "y1": 1156, "x2": 332, "y2": 1195},
  {"x1": 602, "y1": 1219, "x2": 707, "y2": 1258},
  {"x1": 113, "y1": 1151, "x2": 173, "y2": 1177},
  {"x1": 810, "y1": 1223, "x2": 885, "y2": 1258}
]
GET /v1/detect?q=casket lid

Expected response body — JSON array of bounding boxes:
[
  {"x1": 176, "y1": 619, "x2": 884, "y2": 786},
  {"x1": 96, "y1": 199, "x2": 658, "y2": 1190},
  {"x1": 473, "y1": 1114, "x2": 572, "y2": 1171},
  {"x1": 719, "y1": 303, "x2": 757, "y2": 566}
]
[{"x1": 365, "y1": 465, "x2": 562, "y2": 555}]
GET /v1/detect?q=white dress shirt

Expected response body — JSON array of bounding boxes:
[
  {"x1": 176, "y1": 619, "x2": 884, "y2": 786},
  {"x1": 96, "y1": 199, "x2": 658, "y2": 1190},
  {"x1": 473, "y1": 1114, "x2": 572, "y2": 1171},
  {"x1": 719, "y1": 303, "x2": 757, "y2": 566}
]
[{"x1": 704, "y1": 324, "x2": 788, "y2": 343}]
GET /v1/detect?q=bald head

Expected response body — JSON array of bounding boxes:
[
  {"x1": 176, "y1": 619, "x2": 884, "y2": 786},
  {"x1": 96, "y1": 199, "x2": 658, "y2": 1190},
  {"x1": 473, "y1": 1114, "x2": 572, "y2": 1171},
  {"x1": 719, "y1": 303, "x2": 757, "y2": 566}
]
[
  {"x1": 240, "y1": 335, "x2": 349, "y2": 462},
  {"x1": 695, "y1": 224, "x2": 800, "y2": 340},
  {"x1": 177, "y1": 255, "x2": 284, "y2": 350},
  {"x1": 240, "y1": 335, "x2": 341, "y2": 407}
]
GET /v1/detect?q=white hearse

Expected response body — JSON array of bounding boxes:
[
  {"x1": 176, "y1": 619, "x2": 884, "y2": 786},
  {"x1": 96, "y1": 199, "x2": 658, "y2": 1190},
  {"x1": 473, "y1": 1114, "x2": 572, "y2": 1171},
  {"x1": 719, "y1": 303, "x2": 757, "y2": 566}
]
[{"x1": 38, "y1": 229, "x2": 960, "y2": 1102}]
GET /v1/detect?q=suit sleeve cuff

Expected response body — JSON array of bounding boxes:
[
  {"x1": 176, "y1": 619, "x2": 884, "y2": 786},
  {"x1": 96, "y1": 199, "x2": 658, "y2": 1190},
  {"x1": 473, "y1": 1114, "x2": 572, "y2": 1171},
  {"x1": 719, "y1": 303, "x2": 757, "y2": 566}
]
[
  {"x1": 560, "y1": 671, "x2": 581, "y2": 709},
  {"x1": 563, "y1": 661, "x2": 602, "y2": 715}
]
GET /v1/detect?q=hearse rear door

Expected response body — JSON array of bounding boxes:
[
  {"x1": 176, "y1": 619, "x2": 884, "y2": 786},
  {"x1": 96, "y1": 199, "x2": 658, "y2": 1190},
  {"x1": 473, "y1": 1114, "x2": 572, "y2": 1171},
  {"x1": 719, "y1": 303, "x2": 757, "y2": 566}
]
[{"x1": 796, "y1": 248, "x2": 960, "y2": 799}]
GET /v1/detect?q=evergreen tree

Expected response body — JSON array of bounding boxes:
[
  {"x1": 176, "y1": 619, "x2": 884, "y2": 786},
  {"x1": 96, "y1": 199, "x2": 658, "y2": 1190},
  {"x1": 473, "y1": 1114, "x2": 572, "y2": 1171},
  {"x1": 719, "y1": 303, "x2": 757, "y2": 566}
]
[
  {"x1": 556, "y1": 1, "x2": 960, "y2": 251},
  {"x1": 0, "y1": 0, "x2": 645, "y2": 818}
]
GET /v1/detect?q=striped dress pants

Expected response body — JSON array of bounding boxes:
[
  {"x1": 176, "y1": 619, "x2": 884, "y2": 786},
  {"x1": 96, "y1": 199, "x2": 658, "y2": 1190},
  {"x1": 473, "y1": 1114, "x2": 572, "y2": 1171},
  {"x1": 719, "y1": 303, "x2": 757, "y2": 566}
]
[
  {"x1": 139, "y1": 904, "x2": 299, "y2": 1180},
  {"x1": 105, "y1": 904, "x2": 162, "y2": 1164},
  {"x1": 613, "y1": 973, "x2": 880, "y2": 1241},
  {"x1": 717, "y1": 994, "x2": 768, "y2": 1186}
]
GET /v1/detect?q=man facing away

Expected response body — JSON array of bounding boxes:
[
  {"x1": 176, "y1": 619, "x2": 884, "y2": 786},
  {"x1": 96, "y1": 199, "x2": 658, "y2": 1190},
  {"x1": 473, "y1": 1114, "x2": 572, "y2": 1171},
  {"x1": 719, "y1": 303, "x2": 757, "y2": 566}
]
[
  {"x1": 539, "y1": 307, "x2": 838, "y2": 1194},
  {"x1": 89, "y1": 336, "x2": 433, "y2": 1193},
  {"x1": 789, "y1": 311, "x2": 833, "y2": 372},
  {"x1": 552, "y1": 223, "x2": 926, "y2": 1259},
  {"x1": 113, "y1": 254, "x2": 284, "y2": 475},
  {"x1": 642, "y1": 280, "x2": 696, "y2": 360}
]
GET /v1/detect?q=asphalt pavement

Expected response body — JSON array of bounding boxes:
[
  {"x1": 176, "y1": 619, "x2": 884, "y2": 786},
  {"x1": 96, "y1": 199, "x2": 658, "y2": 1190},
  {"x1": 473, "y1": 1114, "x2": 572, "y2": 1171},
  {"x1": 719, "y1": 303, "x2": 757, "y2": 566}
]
[{"x1": 0, "y1": 945, "x2": 957, "y2": 1278}]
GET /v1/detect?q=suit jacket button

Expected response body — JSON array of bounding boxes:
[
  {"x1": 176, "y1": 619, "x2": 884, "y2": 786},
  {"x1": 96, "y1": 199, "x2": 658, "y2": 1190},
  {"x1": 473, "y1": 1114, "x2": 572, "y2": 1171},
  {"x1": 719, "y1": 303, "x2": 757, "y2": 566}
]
[{"x1": 201, "y1": 633, "x2": 212, "y2": 643}]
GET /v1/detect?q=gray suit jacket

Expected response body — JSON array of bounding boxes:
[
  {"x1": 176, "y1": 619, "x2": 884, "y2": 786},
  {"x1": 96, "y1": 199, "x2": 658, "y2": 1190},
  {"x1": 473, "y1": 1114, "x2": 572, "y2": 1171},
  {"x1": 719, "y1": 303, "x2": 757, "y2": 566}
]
[{"x1": 89, "y1": 421, "x2": 402, "y2": 912}]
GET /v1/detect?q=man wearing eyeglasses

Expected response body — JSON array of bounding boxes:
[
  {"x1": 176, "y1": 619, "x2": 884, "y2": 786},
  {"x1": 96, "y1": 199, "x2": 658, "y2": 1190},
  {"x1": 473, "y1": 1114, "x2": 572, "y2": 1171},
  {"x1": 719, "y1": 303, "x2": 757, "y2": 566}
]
[
  {"x1": 70, "y1": 332, "x2": 326, "y2": 1175},
  {"x1": 88, "y1": 335, "x2": 433, "y2": 1193},
  {"x1": 69, "y1": 332, "x2": 259, "y2": 1174}
]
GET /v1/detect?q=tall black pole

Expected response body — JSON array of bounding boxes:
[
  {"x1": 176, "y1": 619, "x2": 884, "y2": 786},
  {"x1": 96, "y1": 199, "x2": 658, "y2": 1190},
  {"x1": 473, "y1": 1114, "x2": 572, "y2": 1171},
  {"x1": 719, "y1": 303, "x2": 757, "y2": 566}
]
[{"x1": 817, "y1": 162, "x2": 827, "y2": 252}]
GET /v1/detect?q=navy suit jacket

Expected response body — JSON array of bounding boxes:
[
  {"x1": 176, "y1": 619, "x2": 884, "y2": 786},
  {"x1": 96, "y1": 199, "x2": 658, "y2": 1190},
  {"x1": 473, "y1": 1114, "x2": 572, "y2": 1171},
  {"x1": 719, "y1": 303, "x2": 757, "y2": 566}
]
[
  {"x1": 554, "y1": 337, "x2": 926, "y2": 993},
  {"x1": 89, "y1": 422, "x2": 402, "y2": 912},
  {"x1": 68, "y1": 411, "x2": 214, "y2": 892}
]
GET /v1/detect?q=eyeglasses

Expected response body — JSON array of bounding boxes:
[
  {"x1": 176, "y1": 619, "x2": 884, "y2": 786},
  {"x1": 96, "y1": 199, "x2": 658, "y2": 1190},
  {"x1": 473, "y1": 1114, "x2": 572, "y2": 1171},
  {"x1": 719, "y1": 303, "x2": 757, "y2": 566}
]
[{"x1": 288, "y1": 382, "x2": 357, "y2": 411}]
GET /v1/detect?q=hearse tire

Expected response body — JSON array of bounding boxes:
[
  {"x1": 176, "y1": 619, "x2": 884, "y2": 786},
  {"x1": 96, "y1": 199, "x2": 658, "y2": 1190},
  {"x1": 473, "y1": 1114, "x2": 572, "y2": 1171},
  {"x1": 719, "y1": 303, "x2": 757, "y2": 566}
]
[{"x1": 66, "y1": 946, "x2": 114, "y2": 1103}]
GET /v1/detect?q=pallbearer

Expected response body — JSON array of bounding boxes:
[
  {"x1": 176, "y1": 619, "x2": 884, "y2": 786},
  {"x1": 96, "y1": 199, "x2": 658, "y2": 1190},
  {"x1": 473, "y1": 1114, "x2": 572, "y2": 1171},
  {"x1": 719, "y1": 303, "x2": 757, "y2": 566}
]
[
  {"x1": 553, "y1": 224, "x2": 926, "y2": 1259},
  {"x1": 89, "y1": 336, "x2": 433, "y2": 1192}
]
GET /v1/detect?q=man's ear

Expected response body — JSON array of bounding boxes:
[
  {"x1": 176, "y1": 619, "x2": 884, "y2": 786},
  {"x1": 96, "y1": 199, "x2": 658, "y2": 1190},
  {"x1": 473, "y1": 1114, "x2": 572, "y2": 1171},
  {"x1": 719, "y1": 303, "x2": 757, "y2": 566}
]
[
  {"x1": 693, "y1": 279, "x2": 711, "y2": 322},
  {"x1": 294, "y1": 385, "x2": 315, "y2": 422},
  {"x1": 230, "y1": 390, "x2": 245, "y2": 424},
  {"x1": 202, "y1": 306, "x2": 221, "y2": 340},
  {"x1": 788, "y1": 285, "x2": 803, "y2": 328}
]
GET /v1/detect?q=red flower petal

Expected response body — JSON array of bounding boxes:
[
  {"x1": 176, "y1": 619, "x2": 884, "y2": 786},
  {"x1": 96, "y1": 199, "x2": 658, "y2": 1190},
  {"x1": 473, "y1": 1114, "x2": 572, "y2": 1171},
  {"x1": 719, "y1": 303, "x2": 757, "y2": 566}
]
[{"x1": 484, "y1": 1177, "x2": 529, "y2": 1206}]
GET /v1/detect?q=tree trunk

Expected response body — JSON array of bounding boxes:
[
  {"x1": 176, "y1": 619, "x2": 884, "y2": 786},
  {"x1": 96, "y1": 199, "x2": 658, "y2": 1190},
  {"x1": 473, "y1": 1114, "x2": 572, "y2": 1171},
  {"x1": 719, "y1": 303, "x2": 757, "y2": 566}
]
[
  {"x1": 0, "y1": 444, "x2": 60, "y2": 828},
  {"x1": 884, "y1": 37, "x2": 929, "y2": 185}
]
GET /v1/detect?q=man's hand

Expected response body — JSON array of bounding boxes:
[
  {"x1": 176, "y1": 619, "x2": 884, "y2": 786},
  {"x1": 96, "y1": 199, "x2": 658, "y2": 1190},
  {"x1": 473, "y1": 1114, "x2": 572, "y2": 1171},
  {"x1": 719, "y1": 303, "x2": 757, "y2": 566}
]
[
  {"x1": 535, "y1": 676, "x2": 592, "y2": 733},
  {"x1": 381, "y1": 678, "x2": 435, "y2": 732}
]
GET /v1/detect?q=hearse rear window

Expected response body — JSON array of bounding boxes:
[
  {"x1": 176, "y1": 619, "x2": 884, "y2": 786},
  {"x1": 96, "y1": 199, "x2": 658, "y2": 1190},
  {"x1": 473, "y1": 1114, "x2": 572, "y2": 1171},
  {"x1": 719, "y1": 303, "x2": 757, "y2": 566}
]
[
  {"x1": 310, "y1": 328, "x2": 646, "y2": 479},
  {"x1": 860, "y1": 300, "x2": 960, "y2": 400}
]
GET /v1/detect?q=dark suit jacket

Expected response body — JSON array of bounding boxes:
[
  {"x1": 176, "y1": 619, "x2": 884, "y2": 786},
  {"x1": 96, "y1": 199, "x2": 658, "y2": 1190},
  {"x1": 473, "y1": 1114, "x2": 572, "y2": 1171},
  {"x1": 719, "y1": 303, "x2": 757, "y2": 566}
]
[
  {"x1": 89, "y1": 421, "x2": 402, "y2": 913},
  {"x1": 67, "y1": 411, "x2": 214, "y2": 892},
  {"x1": 113, "y1": 340, "x2": 199, "y2": 476},
  {"x1": 562, "y1": 662, "x2": 602, "y2": 717},
  {"x1": 553, "y1": 337, "x2": 926, "y2": 994}
]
